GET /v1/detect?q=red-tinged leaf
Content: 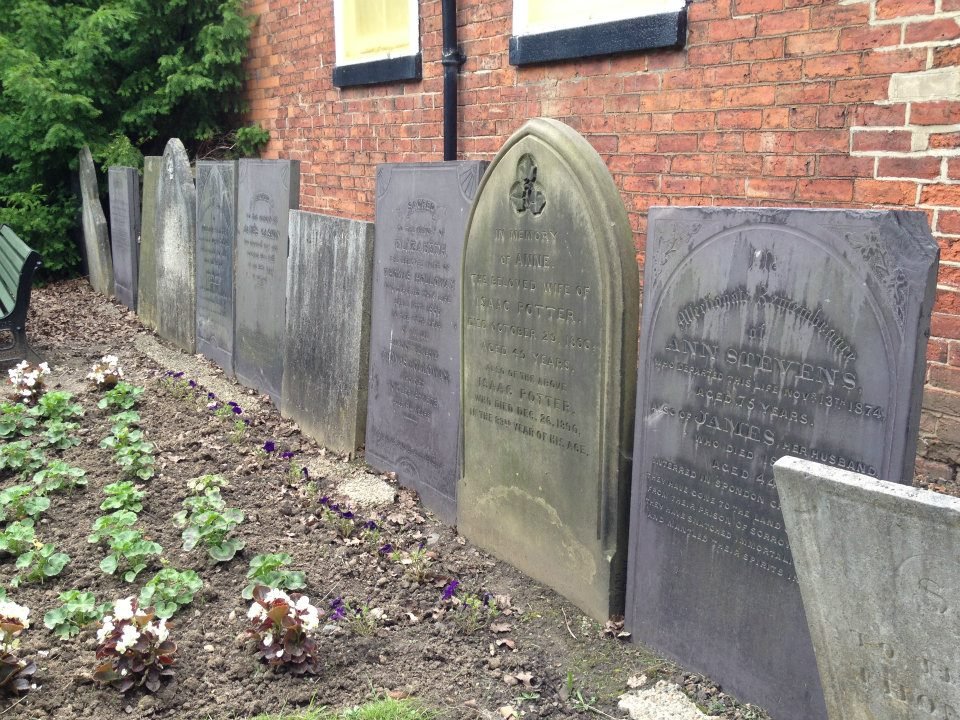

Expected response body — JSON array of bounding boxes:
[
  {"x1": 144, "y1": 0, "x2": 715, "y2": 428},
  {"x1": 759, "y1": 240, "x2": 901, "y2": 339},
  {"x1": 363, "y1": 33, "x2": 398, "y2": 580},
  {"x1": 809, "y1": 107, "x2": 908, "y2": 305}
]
[{"x1": 157, "y1": 640, "x2": 176, "y2": 654}]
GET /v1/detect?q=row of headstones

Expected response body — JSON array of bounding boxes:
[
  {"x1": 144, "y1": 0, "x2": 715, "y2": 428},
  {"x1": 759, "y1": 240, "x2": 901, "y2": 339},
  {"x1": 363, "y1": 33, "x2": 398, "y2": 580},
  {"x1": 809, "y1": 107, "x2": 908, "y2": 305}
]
[
  {"x1": 77, "y1": 122, "x2": 951, "y2": 720},
  {"x1": 79, "y1": 140, "x2": 373, "y2": 451}
]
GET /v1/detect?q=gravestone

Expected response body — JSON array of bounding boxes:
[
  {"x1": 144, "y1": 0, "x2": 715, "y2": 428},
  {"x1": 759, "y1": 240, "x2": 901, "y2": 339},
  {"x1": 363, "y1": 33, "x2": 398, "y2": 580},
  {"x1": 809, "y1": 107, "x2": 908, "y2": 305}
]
[
  {"x1": 626, "y1": 207, "x2": 939, "y2": 720},
  {"x1": 137, "y1": 156, "x2": 162, "y2": 330},
  {"x1": 78, "y1": 146, "x2": 114, "y2": 296},
  {"x1": 196, "y1": 161, "x2": 238, "y2": 374},
  {"x1": 459, "y1": 118, "x2": 639, "y2": 621},
  {"x1": 282, "y1": 211, "x2": 374, "y2": 452},
  {"x1": 366, "y1": 161, "x2": 487, "y2": 524},
  {"x1": 234, "y1": 159, "x2": 300, "y2": 403},
  {"x1": 775, "y1": 456, "x2": 960, "y2": 720},
  {"x1": 154, "y1": 139, "x2": 197, "y2": 354},
  {"x1": 108, "y1": 166, "x2": 141, "y2": 311}
]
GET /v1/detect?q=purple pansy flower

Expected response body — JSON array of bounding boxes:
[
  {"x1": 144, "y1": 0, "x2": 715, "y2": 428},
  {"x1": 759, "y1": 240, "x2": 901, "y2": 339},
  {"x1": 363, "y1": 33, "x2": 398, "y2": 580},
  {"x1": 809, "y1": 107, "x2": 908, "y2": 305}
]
[
  {"x1": 441, "y1": 580, "x2": 460, "y2": 601},
  {"x1": 263, "y1": 440, "x2": 276, "y2": 453}
]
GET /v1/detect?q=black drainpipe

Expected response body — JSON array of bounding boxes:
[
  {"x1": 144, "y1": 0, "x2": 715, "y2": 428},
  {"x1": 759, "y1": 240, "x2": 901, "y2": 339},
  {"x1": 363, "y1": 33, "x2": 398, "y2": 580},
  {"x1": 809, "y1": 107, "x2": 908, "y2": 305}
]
[{"x1": 441, "y1": 0, "x2": 464, "y2": 161}]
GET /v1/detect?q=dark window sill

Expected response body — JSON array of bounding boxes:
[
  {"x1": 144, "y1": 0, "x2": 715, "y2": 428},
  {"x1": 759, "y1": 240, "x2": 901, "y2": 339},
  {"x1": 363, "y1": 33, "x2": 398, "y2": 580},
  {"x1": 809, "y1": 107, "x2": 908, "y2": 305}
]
[
  {"x1": 333, "y1": 53, "x2": 422, "y2": 88},
  {"x1": 509, "y1": 10, "x2": 686, "y2": 66}
]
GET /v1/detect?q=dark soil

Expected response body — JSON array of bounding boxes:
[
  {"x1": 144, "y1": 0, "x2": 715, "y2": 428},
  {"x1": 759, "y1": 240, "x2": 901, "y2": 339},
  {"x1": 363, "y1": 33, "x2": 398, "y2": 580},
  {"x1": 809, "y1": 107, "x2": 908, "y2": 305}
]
[{"x1": 1, "y1": 280, "x2": 777, "y2": 720}]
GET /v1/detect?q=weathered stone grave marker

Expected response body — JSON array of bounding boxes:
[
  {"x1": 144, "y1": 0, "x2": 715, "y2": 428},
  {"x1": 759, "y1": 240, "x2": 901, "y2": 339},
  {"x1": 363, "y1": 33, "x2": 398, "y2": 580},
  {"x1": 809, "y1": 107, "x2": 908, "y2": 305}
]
[
  {"x1": 196, "y1": 160, "x2": 237, "y2": 374},
  {"x1": 775, "y1": 456, "x2": 960, "y2": 720},
  {"x1": 78, "y1": 146, "x2": 114, "y2": 296},
  {"x1": 137, "y1": 156, "x2": 162, "y2": 331},
  {"x1": 108, "y1": 166, "x2": 141, "y2": 311},
  {"x1": 234, "y1": 159, "x2": 300, "y2": 403},
  {"x1": 282, "y1": 211, "x2": 374, "y2": 453},
  {"x1": 154, "y1": 139, "x2": 197, "y2": 354},
  {"x1": 366, "y1": 161, "x2": 486, "y2": 524},
  {"x1": 626, "y1": 207, "x2": 938, "y2": 720},
  {"x1": 459, "y1": 118, "x2": 639, "y2": 621}
]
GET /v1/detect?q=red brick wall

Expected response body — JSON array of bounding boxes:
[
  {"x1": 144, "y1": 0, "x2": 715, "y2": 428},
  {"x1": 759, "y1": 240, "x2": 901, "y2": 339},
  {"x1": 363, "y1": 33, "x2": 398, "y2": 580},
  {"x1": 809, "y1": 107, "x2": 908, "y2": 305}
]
[{"x1": 243, "y1": 0, "x2": 960, "y2": 482}]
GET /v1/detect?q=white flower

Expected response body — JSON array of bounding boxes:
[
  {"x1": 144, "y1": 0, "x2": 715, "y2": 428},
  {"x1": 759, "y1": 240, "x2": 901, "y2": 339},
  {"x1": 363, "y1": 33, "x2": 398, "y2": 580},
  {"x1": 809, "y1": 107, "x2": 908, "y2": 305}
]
[
  {"x1": 264, "y1": 589, "x2": 290, "y2": 604},
  {"x1": 0, "y1": 601, "x2": 30, "y2": 628},
  {"x1": 294, "y1": 596, "x2": 311, "y2": 611},
  {"x1": 37, "y1": 363, "x2": 49, "y2": 374},
  {"x1": 115, "y1": 624, "x2": 140, "y2": 654},
  {"x1": 275, "y1": 649, "x2": 283, "y2": 658},
  {"x1": 96, "y1": 618, "x2": 115, "y2": 644},
  {"x1": 113, "y1": 597, "x2": 135, "y2": 621},
  {"x1": 247, "y1": 603, "x2": 267, "y2": 621},
  {"x1": 154, "y1": 619, "x2": 169, "y2": 642},
  {"x1": 263, "y1": 634, "x2": 273, "y2": 647}
]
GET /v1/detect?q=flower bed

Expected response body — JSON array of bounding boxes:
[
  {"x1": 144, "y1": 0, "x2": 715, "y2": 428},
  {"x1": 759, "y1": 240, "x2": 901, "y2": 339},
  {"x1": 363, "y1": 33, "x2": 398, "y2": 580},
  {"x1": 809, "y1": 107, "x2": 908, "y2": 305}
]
[{"x1": 0, "y1": 280, "x2": 771, "y2": 720}]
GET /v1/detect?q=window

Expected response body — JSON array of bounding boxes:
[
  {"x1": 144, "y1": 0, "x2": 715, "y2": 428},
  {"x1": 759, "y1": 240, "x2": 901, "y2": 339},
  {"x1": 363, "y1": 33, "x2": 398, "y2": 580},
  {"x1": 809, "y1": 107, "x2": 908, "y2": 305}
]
[
  {"x1": 510, "y1": 0, "x2": 686, "y2": 66},
  {"x1": 333, "y1": 0, "x2": 421, "y2": 87}
]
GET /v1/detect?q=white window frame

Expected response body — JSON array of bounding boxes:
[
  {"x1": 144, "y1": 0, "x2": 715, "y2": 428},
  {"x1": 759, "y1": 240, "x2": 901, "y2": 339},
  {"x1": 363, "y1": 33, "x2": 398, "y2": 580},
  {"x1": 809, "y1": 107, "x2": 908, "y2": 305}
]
[
  {"x1": 513, "y1": 0, "x2": 685, "y2": 37},
  {"x1": 333, "y1": 0, "x2": 420, "y2": 67}
]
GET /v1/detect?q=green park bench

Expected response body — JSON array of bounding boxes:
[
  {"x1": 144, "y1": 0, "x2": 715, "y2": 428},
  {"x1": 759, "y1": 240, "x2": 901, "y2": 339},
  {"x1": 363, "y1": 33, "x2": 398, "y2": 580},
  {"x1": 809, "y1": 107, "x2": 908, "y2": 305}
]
[{"x1": 0, "y1": 224, "x2": 42, "y2": 364}]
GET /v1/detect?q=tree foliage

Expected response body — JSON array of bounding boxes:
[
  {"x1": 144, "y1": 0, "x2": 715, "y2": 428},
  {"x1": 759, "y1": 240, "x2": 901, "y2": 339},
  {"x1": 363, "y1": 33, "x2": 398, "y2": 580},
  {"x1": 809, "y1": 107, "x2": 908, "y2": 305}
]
[{"x1": 0, "y1": 0, "x2": 256, "y2": 276}]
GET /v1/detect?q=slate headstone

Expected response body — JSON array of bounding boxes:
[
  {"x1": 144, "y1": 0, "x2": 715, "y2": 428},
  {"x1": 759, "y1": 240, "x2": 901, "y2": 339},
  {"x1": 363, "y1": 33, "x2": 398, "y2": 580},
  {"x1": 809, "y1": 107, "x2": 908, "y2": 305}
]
[
  {"x1": 282, "y1": 211, "x2": 374, "y2": 453},
  {"x1": 154, "y1": 139, "x2": 197, "y2": 354},
  {"x1": 366, "y1": 161, "x2": 487, "y2": 524},
  {"x1": 108, "y1": 166, "x2": 141, "y2": 311},
  {"x1": 626, "y1": 208, "x2": 939, "y2": 720},
  {"x1": 459, "y1": 118, "x2": 639, "y2": 621},
  {"x1": 196, "y1": 161, "x2": 237, "y2": 374},
  {"x1": 78, "y1": 146, "x2": 114, "y2": 296},
  {"x1": 234, "y1": 159, "x2": 300, "y2": 403},
  {"x1": 137, "y1": 156, "x2": 162, "y2": 331},
  {"x1": 775, "y1": 456, "x2": 960, "y2": 720}
]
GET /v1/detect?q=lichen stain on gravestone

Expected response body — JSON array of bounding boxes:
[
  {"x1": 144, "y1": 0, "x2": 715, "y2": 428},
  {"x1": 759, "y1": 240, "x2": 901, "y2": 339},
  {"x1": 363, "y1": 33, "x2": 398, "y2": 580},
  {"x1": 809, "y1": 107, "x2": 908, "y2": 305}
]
[
  {"x1": 626, "y1": 207, "x2": 938, "y2": 720},
  {"x1": 459, "y1": 118, "x2": 639, "y2": 622}
]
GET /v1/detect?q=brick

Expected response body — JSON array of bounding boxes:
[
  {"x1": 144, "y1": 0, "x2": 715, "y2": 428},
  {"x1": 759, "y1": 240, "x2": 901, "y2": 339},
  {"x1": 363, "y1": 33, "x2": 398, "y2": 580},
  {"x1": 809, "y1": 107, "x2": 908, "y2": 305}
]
[
  {"x1": 947, "y1": 159, "x2": 960, "y2": 180},
  {"x1": 796, "y1": 178, "x2": 854, "y2": 201},
  {"x1": 662, "y1": 176, "x2": 702, "y2": 194},
  {"x1": 702, "y1": 177, "x2": 746, "y2": 196},
  {"x1": 619, "y1": 135, "x2": 659, "y2": 153},
  {"x1": 795, "y1": 129, "x2": 849, "y2": 153},
  {"x1": 929, "y1": 364, "x2": 960, "y2": 392},
  {"x1": 762, "y1": 155, "x2": 814, "y2": 176},
  {"x1": 744, "y1": 131, "x2": 796, "y2": 153},
  {"x1": 876, "y1": 0, "x2": 935, "y2": 19},
  {"x1": 716, "y1": 154, "x2": 763, "y2": 174},
  {"x1": 704, "y1": 64, "x2": 752, "y2": 86},
  {"x1": 622, "y1": 175, "x2": 660, "y2": 193},
  {"x1": 853, "y1": 179, "x2": 918, "y2": 205},
  {"x1": 763, "y1": 107, "x2": 791, "y2": 128},
  {"x1": 935, "y1": 285, "x2": 960, "y2": 311},
  {"x1": 746, "y1": 177, "x2": 796, "y2": 198},
  {"x1": 776, "y1": 82, "x2": 831, "y2": 104},
  {"x1": 878, "y1": 157, "x2": 942, "y2": 180},
  {"x1": 707, "y1": 17, "x2": 757, "y2": 42},
  {"x1": 657, "y1": 134, "x2": 699, "y2": 152},
  {"x1": 735, "y1": 0, "x2": 783, "y2": 12},
  {"x1": 933, "y1": 45, "x2": 960, "y2": 69},
  {"x1": 731, "y1": 37, "x2": 784, "y2": 62},
  {"x1": 688, "y1": 44, "x2": 732, "y2": 66},
  {"x1": 752, "y1": 59, "x2": 803, "y2": 83},
  {"x1": 905, "y1": 18, "x2": 960, "y2": 44},
  {"x1": 726, "y1": 85, "x2": 776, "y2": 107},
  {"x1": 717, "y1": 109, "x2": 763, "y2": 129},
  {"x1": 840, "y1": 25, "x2": 901, "y2": 51},
  {"x1": 699, "y1": 133, "x2": 745, "y2": 152},
  {"x1": 671, "y1": 154, "x2": 717, "y2": 173},
  {"x1": 932, "y1": 311, "x2": 960, "y2": 339},
  {"x1": 912, "y1": 101, "x2": 960, "y2": 125},
  {"x1": 757, "y1": 9, "x2": 810, "y2": 35},
  {"x1": 810, "y1": 3, "x2": 870, "y2": 26},
  {"x1": 687, "y1": 0, "x2": 732, "y2": 21},
  {"x1": 930, "y1": 133, "x2": 960, "y2": 150},
  {"x1": 852, "y1": 129, "x2": 913, "y2": 153},
  {"x1": 854, "y1": 103, "x2": 908, "y2": 126},
  {"x1": 673, "y1": 112, "x2": 715, "y2": 131},
  {"x1": 832, "y1": 77, "x2": 891, "y2": 103},
  {"x1": 819, "y1": 155, "x2": 875, "y2": 178},
  {"x1": 804, "y1": 53, "x2": 861, "y2": 79},
  {"x1": 862, "y1": 48, "x2": 927, "y2": 76},
  {"x1": 790, "y1": 106, "x2": 818, "y2": 128},
  {"x1": 633, "y1": 155, "x2": 670, "y2": 173},
  {"x1": 938, "y1": 209, "x2": 960, "y2": 234},
  {"x1": 785, "y1": 30, "x2": 839, "y2": 57},
  {"x1": 818, "y1": 105, "x2": 847, "y2": 128},
  {"x1": 931, "y1": 338, "x2": 950, "y2": 362}
]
